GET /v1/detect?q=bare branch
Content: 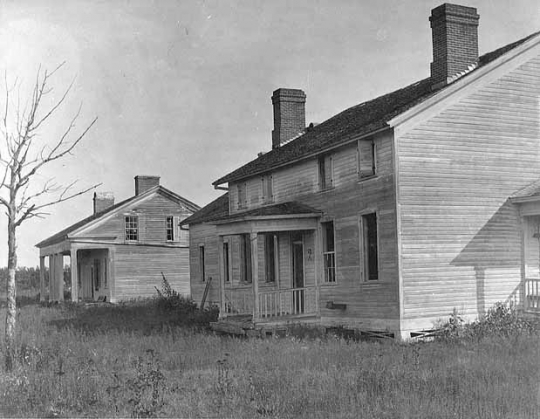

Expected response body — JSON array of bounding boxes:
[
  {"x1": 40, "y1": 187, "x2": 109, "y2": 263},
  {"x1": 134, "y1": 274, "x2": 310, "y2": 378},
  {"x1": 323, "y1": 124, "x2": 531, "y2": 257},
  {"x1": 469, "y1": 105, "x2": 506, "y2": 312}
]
[{"x1": 14, "y1": 182, "x2": 101, "y2": 227}]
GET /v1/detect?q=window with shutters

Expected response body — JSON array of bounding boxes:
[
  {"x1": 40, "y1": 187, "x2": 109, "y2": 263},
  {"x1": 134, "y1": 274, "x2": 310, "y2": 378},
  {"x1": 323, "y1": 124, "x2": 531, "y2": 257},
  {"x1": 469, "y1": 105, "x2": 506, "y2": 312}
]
[
  {"x1": 237, "y1": 182, "x2": 247, "y2": 209},
  {"x1": 262, "y1": 174, "x2": 274, "y2": 204},
  {"x1": 318, "y1": 154, "x2": 333, "y2": 191},
  {"x1": 358, "y1": 139, "x2": 376, "y2": 179}
]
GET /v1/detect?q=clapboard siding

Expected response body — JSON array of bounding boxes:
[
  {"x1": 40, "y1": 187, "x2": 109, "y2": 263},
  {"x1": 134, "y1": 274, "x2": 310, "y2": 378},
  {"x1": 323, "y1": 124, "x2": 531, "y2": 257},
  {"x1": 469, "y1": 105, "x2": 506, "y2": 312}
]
[
  {"x1": 80, "y1": 192, "x2": 192, "y2": 246},
  {"x1": 398, "y1": 53, "x2": 540, "y2": 324},
  {"x1": 114, "y1": 245, "x2": 190, "y2": 300},
  {"x1": 296, "y1": 131, "x2": 399, "y2": 323},
  {"x1": 189, "y1": 223, "x2": 221, "y2": 306}
]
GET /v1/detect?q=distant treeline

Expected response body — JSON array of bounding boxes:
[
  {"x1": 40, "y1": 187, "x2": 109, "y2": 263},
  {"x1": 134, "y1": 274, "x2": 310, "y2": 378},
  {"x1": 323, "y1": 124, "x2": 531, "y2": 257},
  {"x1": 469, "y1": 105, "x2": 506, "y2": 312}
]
[{"x1": 0, "y1": 266, "x2": 71, "y2": 291}]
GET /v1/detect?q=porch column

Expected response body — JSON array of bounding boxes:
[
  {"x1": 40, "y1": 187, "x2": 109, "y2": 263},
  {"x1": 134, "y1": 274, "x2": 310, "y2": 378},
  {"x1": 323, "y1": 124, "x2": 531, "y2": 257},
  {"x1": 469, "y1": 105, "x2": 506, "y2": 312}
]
[
  {"x1": 51, "y1": 254, "x2": 64, "y2": 302},
  {"x1": 49, "y1": 255, "x2": 56, "y2": 301},
  {"x1": 39, "y1": 256, "x2": 46, "y2": 302},
  {"x1": 250, "y1": 232, "x2": 259, "y2": 318},
  {"x1": 70, "y1": 248, "x2": 78, "y2": 302},
  {"x1": 218, "y1": 235, "x2": 226, "y2": 317},
  {"x1": 314, "y1": 225, "x2": 321, "y2": 315}
]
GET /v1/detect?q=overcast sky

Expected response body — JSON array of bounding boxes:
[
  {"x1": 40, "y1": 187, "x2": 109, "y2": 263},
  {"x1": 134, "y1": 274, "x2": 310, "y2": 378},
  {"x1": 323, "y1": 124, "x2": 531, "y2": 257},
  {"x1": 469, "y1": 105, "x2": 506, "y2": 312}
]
[{"x1": 0, "y1": 0, "x2": 538, "y2": 267}]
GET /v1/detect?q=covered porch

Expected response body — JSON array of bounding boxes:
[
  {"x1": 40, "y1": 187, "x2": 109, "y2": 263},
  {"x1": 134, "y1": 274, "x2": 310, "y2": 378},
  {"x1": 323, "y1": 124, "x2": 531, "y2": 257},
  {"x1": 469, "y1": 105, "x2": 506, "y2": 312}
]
[
  {"x1": 38, "y1": 240, "x2": 114, "y2": 303},
  {"x1": 214, "y1": 206, "x2": 323, "y2": 323},
  {"x1": 512, "y1": 193, "x2": 540, "y2": 314}
]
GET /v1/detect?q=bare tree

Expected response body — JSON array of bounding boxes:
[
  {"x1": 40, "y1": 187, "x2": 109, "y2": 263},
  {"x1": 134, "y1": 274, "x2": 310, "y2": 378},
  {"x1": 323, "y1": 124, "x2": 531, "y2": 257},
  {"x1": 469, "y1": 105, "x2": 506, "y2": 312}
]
[{"x1": 0, "y1": 63, "x2": 98, "y2": 371}]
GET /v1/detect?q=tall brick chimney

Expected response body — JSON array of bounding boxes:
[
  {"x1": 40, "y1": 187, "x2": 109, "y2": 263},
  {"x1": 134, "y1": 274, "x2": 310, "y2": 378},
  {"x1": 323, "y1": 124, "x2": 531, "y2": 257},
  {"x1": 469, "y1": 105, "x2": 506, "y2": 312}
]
[
  {"x1": 135, "y1": 175, "x2": 160, "y2": 195},
  {"x1": 93, "y1": 192, "x2": 115, "y2": 214},
  {"x1": 271, "y1": 88, "x2": 306, "y2": 149},
  {"x1": 430, "y1": 3, "x2": 480, "y2": 88}
]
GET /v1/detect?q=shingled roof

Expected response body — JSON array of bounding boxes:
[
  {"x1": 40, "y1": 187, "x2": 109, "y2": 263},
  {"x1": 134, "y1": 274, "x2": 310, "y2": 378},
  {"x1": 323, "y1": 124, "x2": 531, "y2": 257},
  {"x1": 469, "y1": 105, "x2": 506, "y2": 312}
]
[
  {"x1": 180, "y1": 193, "x2": 230, "y2": 226},
  {"x1": 213, "y1": 31, "x2": 540, "y2": 187}
]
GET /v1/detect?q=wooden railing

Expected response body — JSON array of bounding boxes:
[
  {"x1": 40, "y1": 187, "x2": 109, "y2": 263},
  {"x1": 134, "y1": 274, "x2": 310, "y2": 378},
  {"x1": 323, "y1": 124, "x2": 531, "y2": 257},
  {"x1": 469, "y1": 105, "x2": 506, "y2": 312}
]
[
  {"x1": 223, "y1": 286, "x2": 253, "y2": 316},
  {"x1": 257, "y1": 287, "x2": 318, "y2": 319},
  {"x1": 525, "y1": 278, "x2": 540, "y2": 312}
]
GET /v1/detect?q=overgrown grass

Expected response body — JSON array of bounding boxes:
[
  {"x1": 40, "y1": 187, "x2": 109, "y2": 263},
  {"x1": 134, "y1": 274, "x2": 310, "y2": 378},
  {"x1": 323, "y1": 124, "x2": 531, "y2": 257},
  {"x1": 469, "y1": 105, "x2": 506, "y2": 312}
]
[{"x1": 0, "y1": 299, "x2": 538, "y2": 418}]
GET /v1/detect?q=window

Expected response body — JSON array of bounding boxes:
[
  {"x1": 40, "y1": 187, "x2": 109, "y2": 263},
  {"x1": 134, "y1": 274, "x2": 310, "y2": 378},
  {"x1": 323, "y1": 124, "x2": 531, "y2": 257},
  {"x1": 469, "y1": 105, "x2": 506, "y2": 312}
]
[
  {"x1": 240, "y1": 234, "x2": 252, "y2": 283},
  {"x1": 362, "y1": 213, "x2": 379, "y2": 281},
  {"x1": 125, "y1": 215, "x2": 138, "y2": 241},
  {"x1": 223, "y1": 242, "x2": 230, "y2": 283},
  {"x1": 199, "y1": 245, "x2": 206, "y2": 282},
  {"x1": 318, "y1": 154, "x2": 333, "y2": 190},
  {"x1": 322, "y1": 221, "x2": 336, "y2": 283},
  {"x1": 358, "y1": 139, "x2": 376, "y2": 178},
  {"x1": 264, "y1": 234, "x2": 276, "y2": 282},
  {"x1": 237, "y1": 183, "x2": 247, "y2": 209},
  {"x1": 261, "y1": 174, "x2": 274, "y2": 203},
  {"x1": 166, "y1": 216, "x2": 174, "y2": 241}
]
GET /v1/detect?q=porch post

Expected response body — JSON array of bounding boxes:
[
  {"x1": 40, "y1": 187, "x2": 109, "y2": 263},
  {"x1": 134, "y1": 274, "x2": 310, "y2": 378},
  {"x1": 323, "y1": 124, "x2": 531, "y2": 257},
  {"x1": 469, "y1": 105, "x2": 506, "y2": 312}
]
[
  {"x1": 57, "y1": 254, "x2": 65, "y2": 302},
  {"x1": 250, "y1": 232, "x2": 259, "y2": 319},
  {"x1": 70, "y1": 248, "x2": 78, "y2": 302},
  {"x1": 39, "y1": 256, "x2": 46, "y2": 302},
  {"x1": 314, "y1": 224, "x2": 321, "y2": 315},
  {"x1": 49, "y1": 255, "x2": 56, "y2": 301},
  {"x1": 218, "y1": 235, "x2": 226, "y2": 318}
]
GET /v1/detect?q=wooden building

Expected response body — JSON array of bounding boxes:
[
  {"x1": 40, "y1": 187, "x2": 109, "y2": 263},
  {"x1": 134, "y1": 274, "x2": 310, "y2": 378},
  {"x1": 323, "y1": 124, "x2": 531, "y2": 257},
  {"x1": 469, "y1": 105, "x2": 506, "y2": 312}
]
[
  {"x1": 182, "y1": 3, "x2": 540, "y2": 339},
  {"x1": 36, "y1": 176, "x2": 199, "y2": 303}
]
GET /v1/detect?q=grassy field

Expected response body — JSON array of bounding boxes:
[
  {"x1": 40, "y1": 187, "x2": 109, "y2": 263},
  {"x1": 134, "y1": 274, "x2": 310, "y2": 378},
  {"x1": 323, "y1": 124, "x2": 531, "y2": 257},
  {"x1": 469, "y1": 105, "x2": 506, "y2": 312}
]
[{"x1": 0, "y1": 296, "x2": 538, "y2": 418}]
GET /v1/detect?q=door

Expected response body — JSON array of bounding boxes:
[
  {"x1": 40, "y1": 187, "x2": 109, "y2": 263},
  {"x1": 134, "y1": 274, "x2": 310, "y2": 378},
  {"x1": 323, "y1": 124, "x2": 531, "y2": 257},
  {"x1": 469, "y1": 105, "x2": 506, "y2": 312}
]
[{"x1": 292, "y1": 234, "x2": 304, "y2": 314}]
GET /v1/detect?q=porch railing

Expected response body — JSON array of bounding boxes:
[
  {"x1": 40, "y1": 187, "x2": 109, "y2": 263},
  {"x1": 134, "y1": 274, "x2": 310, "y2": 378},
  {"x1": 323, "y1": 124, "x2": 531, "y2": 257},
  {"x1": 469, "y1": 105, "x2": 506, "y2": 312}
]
[
  {"x1": 525, "y1": 278, "x2": 540, "y2": 312},
  {"x1": 223, "y1": 286, "x2": 253, "y2": 316},
  {"x1": 257, "y1": 287, "x2": 318, "y2": 319}
]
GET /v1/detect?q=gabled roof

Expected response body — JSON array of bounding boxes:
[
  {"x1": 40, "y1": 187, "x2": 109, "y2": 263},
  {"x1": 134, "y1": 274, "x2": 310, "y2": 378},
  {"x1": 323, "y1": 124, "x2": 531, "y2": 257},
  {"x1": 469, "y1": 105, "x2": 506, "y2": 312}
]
[
  {"x1": 213, "y1": 31, "x2": 540, "y2": 187},
  {"x1": 36, "y1": 186, "x2": 200, "y2": 248}
]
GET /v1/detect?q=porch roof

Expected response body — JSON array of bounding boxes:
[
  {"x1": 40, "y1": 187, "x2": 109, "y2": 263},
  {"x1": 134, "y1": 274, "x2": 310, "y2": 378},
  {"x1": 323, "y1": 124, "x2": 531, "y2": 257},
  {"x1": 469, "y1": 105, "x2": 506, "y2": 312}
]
[
  {"x1": 213, "y1": 201, "x2": 321, "y2": 224},
  {"x1": 510, "y1": 178, "x2": 540, "y2": 203}
]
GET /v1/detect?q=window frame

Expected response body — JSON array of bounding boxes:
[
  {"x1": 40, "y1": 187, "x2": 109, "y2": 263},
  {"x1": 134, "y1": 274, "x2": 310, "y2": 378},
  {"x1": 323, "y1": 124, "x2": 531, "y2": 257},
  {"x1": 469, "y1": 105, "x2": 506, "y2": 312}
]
[
  {"x1": 125, "y1": 215, "x2": 139, "y2": 242},
  {"x1": 166, "y1": 216, "x2": 174, "y2": 241},
  {"x1": 261, "y1": 174, "x2": 274, "y2": 204},
  {"x1": 361, "y1": 212, "x2": 379, "y2": 281},
  {"x1": 322, "y1": 221, "x2": 336, "y2": 284},
  {"x1": 240, "y1": 234, "x2": 252, "y2": 283},
  {"x1": 318, "y1": 154, "x2": 334, "y2": 191},
  {"x1": 264, "y1": 234, "x2": 277, "y2": 283},
  {"x1": 237, "y1": 182, "x2": 247, "y2": 209},
  {"x1": 199, "y1": 245, "x2": 206, "y2": 282},
  {"x1": 357, "y1": 138, "x2": 377, "y2": 180}
]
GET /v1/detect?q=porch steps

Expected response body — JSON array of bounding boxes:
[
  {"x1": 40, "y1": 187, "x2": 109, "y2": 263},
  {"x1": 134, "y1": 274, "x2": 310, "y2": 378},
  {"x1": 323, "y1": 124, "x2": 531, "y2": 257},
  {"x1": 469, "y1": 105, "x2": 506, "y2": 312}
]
[{"x1": 211, "y1": 315, "x2": 255, "y2": 336}]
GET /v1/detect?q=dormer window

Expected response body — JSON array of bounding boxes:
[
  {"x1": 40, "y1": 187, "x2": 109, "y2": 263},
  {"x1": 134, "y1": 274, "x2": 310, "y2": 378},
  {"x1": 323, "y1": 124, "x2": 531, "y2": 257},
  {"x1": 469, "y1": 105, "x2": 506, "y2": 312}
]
[
  {"x1": 262, "y1": 174, "x2": 274, "y2": 204},
  {"x1": 358, "y1": 139, "x2": 376, "y2": 179},
  {"x1": 318, "y1": 154, "x2": 333, "y2": 191}
]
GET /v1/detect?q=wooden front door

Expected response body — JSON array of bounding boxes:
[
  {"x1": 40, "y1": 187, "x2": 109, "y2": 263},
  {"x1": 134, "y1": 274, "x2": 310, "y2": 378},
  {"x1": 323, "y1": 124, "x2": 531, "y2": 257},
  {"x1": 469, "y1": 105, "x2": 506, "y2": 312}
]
[{"x1": 292, "y1": 235, "x2": 304, "y2": 314}]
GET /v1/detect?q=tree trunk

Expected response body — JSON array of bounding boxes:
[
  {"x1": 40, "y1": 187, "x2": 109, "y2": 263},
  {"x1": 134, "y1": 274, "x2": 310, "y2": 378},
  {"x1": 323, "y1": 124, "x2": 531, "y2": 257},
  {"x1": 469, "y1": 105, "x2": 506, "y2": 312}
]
[{"x1": 5, "y1": 220, "x2": 17, "y2": 371}]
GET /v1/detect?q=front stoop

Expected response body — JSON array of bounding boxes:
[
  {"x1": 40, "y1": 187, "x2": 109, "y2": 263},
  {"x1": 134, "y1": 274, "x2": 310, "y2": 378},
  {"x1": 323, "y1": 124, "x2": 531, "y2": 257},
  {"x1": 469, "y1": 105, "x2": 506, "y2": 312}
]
[{"x1": 210, "y1": 314, "x2": 318, "y2": 337}]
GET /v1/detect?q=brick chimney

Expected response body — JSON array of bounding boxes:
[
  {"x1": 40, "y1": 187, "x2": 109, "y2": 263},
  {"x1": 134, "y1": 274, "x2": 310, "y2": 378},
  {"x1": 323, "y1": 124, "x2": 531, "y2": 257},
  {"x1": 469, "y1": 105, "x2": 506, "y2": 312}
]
[
  {"x1": 271, "y1": 88, "x2": 306, "y2": 149},
  {"x1": 430, "y1": 3, "x2": 480, "y2": 88},
  {"x1": 135, "y1": 175, "x2": 160, "y2": 195},
  {"x1": 93, "y1": 192, "x2": 115, "y2": 214}
]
